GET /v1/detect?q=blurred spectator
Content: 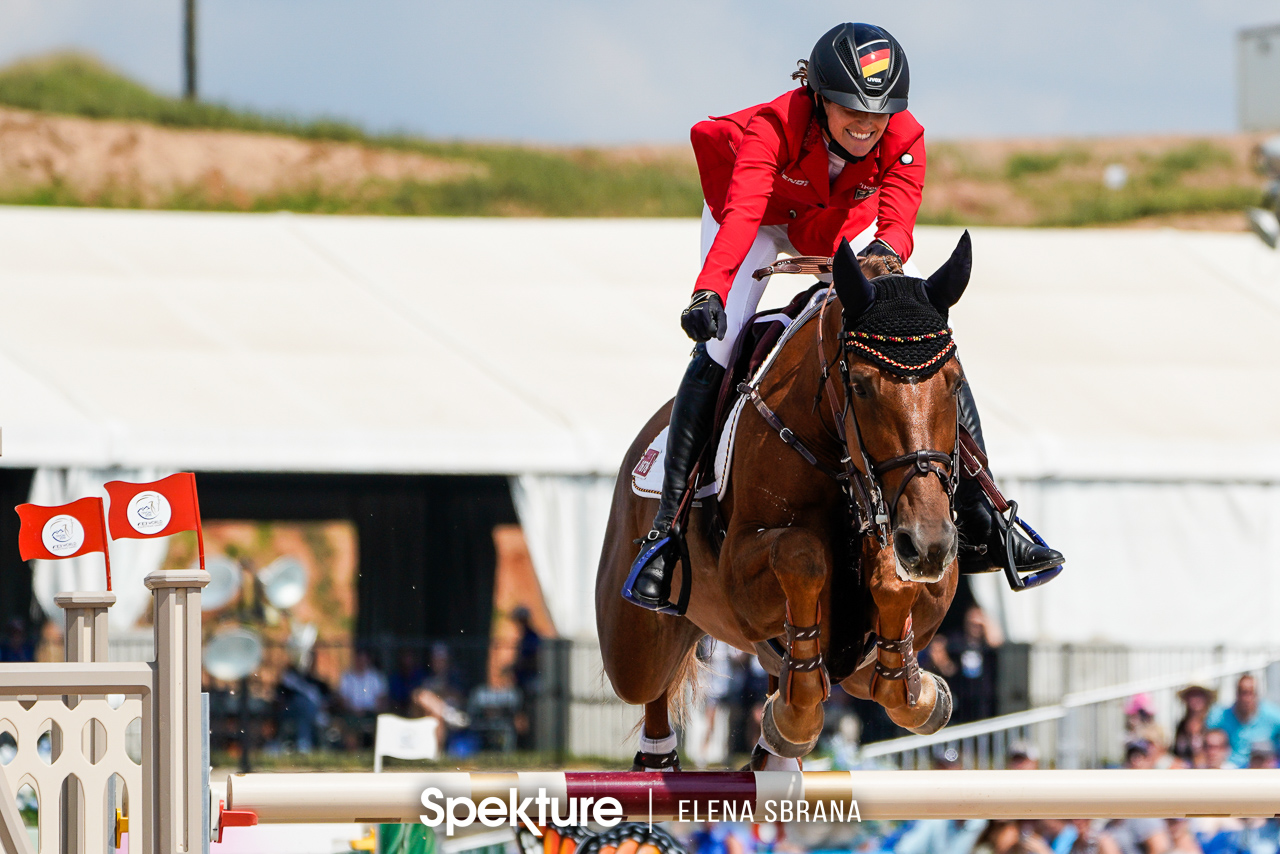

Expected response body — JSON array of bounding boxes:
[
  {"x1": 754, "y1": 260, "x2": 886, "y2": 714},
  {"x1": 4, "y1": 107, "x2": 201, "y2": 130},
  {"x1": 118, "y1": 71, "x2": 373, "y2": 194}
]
[
  {"x1": 422, "y1": 642, "x2": 467, "y2": 703},
  {"x1": 893, "y1": 747, "x2": 985, "y2": 854},
  {"x1": 1103, "y1": 816, "x2": 1171, "y2": 854},
  {"x1": 1173, "y1": 685, "x2": 1216, "y2": 768},
  {"x1": 727, "y1": 650, "x2": 770, "y2": 754},
  {"x1": 972, "y1": 821, "x2": 1053, "y2": 854},
  {"x1": 688, "y1": 822, "x2": 747, "y2": 854},
  {"x1": 1104, "y1": 743, "x2": 1172, "y2": 854},
  {"x1": 944, "y1": 605, "x2": 1003, "y2": 723},
  {"x1": 1070, "y1": 820, "x2": 1122, "y2": 854},
  {"x1": 411, "y1": 644, "x2": 471, "y2": 739},
  {"x1": 1249, "y1": 741, "x2": 1277, "y2": 769},
  {"x1": 510, "y1": 607, "x2": 542, "y2": 750},
  {"x1": 1124, "y1": 694, "x2": 1169, "y2": 756},
  {"x1": 277, "y1": 657, "x2": 330, "y2": 753},
  {"x1": 1203, "y1": 728, "x2": 1233, "y2": 769},
  {"x1": 510, "y1": 608, "x2": 541, "y2": 692},
  {"x1": 1206, "y1": 675, "x2": 1280, "y2": 768},
  {"x1": 0, "y1": 619, "x2": 34, "y2": 662},
  {"x1": 338, "y1": 650, "x2": 388, "y2": 748},
  {"x1": 1008, "y1": 741, "x2": 1040, "y2": 770},
  {"x1": 1030, "y1": 822, "x2": 1073, "y2": 854},
  {"x1": 1163, "y1": 820, "x2": 1201, "y2": 854},
  {"x1": 894, "y1": 818, "x2": 986, "y2": 854},
  {"x1": 689, "y1": 637, "x2": 731, "y2": 768},
  {"x1": 827, "y1": 713, "x2": 863, "y2": 770},
  {"x1": 1124, "y1": 739, "x2": 1157, "y2": 770},
  {"x1": 387, "y1": 650, "x2": 426, "y2": 716}
]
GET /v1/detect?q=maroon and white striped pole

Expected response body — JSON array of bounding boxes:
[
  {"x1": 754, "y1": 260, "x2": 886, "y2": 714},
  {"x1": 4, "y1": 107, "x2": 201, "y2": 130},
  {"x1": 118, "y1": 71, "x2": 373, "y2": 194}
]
[{"x1": 225, "y1": 769, "x2": 1280, "y2": 827}]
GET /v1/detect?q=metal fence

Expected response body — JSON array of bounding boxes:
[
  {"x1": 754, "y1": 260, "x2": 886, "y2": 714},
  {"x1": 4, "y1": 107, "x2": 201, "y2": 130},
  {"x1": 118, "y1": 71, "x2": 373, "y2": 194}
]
[
  {"x1": 99, "y1": 633, "x2": 1280, "y2": 766},
  {"x1": 862, "y1": 650, "x2": 1280, "y2": 770}
]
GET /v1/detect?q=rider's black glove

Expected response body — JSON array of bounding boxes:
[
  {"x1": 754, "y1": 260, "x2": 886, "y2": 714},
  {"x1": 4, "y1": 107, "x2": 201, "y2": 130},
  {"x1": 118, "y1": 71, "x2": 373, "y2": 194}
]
[
  {"x1": 680, "y1": 290, "x2": 727, "y2": 342},
  {"x1": 859, "y1": 239, "x2": 901, "y2": 264}
]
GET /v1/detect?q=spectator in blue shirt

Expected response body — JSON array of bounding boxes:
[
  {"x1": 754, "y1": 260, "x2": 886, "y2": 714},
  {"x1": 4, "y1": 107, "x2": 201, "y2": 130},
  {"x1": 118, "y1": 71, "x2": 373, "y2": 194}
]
[{"x1": 1206, "y1": 675, "x2": 1280, "y2": 768}]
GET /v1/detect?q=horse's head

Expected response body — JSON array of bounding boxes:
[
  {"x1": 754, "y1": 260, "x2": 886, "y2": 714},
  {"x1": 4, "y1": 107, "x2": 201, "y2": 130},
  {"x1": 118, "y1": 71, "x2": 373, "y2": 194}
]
[{"x1": 830, "y1": 233, "x2": 972, "y2": 583}]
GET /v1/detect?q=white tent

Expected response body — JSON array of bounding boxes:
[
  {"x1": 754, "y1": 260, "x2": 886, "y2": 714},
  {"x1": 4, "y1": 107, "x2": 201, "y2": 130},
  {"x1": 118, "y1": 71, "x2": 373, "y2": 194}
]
[{"x1": 0, "y1": 207, "x2": 1277, "y2": 644}]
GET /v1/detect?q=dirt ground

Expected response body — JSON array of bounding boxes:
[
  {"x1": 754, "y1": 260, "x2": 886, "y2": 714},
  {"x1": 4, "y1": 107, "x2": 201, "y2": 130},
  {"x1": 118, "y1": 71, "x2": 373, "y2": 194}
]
[{"x1": 0, "y1": 105, "x2": 480, "y2": 205}]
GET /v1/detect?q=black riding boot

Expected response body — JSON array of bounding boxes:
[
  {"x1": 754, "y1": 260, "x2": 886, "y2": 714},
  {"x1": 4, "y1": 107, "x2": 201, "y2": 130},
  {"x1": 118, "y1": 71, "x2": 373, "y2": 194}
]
[
  {"x1": 955, "y1": 379, "x2": 1064, "y2": 575},
  {"x1": 624, "y1": 344, "x2": 726, "y2": 611}
]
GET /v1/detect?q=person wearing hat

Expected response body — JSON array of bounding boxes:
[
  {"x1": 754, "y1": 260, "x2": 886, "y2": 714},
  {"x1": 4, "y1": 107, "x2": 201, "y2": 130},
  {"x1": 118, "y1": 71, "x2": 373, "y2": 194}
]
[
  {"x1": 1172, "y1": 684, "x2": 1217, "y2": 767},
  {"x1": 1206, "y1": 674, "x2": 1280, "y2": 768},
  {"x1": 624, "y1": 22, "x2": 1063, "y2": 612},
  {"x1": 1123, "y1": 693, "x2": 1169, "y2": 758}
]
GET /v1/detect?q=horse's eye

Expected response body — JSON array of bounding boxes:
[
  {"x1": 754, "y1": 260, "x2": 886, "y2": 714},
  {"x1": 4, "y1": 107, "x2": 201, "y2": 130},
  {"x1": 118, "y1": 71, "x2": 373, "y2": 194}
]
[{"x1": 851, "y1": 382, "x2": 869, "y2": 398}]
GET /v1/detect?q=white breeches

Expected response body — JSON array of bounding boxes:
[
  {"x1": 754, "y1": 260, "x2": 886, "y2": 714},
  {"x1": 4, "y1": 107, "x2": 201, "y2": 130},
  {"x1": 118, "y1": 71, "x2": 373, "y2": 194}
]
[{"x1": 700, "y1": 204, "x2": 922, "y2": 367}]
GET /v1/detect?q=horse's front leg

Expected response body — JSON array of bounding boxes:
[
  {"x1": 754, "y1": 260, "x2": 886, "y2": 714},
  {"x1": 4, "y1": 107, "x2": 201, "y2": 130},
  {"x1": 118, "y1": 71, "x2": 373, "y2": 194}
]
[
  {"x1": 728, "y1": 524, "x2": 832, "y2": 758},
  {"x1": 844, "y1": 549, "x2": 953, "y2": 735}
]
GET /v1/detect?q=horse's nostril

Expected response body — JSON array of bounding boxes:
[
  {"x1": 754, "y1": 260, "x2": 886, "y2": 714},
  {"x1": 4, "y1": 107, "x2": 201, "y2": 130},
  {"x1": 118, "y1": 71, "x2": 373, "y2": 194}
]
[{"x1": 893, "y1": 530, "x2": 920, "y2": 565}]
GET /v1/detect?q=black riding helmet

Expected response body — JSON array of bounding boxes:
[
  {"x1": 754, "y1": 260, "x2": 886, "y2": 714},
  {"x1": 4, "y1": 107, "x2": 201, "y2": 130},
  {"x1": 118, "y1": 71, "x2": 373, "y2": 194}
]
[{"x1": 807, "y1": 22, "x2": 909, "y2": 115}]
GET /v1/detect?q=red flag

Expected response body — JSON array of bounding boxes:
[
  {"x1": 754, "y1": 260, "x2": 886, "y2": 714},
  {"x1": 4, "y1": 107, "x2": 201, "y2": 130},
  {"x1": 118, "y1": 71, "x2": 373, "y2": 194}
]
[
  {"x1": 15, "y1": 497, "x2": 113, "y2": 589},
  {"x1": 104, "y1": 473, "x2": 206, "y2": 570}
]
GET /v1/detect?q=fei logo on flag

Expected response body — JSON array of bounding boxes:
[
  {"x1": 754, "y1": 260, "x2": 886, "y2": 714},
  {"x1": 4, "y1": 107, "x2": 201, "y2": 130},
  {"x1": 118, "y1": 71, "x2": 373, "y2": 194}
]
[
  {"x1": 105, "y1": 473, "x2": 201, "y2": 540},
  {"x1": 42, "y1": 515, "x2": 85, "y2": 556},
  {"x1": 15, "y1": 497, "x2": 112, "y2": 588},
  {"x1": 126, "y1": 491, "x2": 172, "y2": 535}
]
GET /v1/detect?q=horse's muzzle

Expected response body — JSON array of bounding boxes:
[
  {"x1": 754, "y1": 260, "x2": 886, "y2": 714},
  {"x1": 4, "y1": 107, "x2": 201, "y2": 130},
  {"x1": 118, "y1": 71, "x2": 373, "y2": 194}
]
[{"x1": 892, "y1": 522, "x2": 958, "y2": 583}]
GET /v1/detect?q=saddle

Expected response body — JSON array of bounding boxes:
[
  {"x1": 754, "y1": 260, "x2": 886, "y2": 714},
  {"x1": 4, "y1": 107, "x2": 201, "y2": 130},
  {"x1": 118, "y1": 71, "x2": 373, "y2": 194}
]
[{"x1": 628, "y1": 284, "x2": 829, "y2": 505}]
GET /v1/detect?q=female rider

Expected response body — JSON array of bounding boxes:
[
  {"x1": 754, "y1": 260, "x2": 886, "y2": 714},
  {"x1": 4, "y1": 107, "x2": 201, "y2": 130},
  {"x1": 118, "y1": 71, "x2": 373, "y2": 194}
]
[{"x1": 625, "y1": 22, "x2": 1063, "y2": 612}]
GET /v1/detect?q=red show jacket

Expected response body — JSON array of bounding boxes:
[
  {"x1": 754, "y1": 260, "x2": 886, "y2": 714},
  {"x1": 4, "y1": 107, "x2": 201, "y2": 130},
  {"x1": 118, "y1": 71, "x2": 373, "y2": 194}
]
[{"x1": 690, "y1": 87, "x2": 925, "y2": 300}]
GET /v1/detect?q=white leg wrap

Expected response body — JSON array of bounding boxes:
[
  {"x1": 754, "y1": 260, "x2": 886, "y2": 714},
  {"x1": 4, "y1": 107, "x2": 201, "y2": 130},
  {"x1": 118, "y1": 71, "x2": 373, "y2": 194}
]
[{"x1": 640, "y1": 730, "x2": 678, "y2": 755}]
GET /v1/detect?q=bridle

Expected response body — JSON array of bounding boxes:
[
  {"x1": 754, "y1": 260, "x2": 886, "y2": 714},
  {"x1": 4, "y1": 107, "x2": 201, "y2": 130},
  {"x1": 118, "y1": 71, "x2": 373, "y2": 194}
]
[
  {"x1": 738, "y1": 271, "x2": 960, "y2": 550},
  {"x1": 737, "y1": 281, "x2": 959, "y2": 553},
  {"x1": 815, "y1": 285, "x2": 960, "y2": 549}
]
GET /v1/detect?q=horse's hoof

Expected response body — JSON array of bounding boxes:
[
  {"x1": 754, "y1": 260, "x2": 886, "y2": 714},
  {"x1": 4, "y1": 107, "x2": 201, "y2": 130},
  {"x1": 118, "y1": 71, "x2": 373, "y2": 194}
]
[
  {"x1": 907, "y1": 673, "x2": 953, "y2": 735},
  {"x1": 742, "y1": 744, "x2": 801, "y2": 771},
  {"x1": 760, "y1": 693, "x2": 817, "y2": 759}
]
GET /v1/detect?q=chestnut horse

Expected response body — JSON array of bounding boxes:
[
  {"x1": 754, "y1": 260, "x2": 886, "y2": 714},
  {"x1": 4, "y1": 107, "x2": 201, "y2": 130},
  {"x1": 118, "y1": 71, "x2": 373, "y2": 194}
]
[{"x1": 595, "y1": 233, "x2": 976, "y2": 767}]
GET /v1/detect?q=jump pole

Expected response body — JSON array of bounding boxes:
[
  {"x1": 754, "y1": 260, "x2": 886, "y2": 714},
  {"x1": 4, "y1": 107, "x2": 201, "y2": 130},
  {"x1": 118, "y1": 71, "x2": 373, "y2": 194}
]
[{"x1": 225, "y1": 769, "x2": 1280, "y2": 825}]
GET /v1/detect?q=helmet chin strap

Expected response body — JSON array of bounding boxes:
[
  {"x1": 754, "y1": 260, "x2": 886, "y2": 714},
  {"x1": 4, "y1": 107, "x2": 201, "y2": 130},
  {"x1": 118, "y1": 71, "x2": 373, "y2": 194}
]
[{"x1": 811, "y1": 91, "x2": 868, "y2": 165}]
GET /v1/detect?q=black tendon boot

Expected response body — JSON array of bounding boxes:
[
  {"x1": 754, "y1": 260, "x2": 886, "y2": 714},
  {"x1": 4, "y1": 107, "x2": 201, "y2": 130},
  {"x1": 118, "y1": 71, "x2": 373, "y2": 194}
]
[
  {"x1": 623, "y1": 344, "x2": 726, "y2": 612},
  {"x1": 955, "y1": 380, "x2": 1064, "y2": 575}
]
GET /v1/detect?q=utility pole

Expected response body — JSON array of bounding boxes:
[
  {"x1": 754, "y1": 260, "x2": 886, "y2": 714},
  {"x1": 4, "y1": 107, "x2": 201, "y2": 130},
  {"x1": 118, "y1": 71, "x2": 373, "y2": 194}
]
[{"x1": 183, "y1": 0, "x2": 197, "y2": 100}]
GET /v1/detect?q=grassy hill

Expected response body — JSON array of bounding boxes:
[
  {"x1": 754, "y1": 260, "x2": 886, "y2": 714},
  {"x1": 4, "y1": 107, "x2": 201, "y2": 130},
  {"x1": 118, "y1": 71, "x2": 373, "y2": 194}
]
[
  {"x1": 0, "y1": 54, "x2": 704, "y2": 217},
  {"x1": 0, "y1": 54, "x2": 1264, "y2": 227}
]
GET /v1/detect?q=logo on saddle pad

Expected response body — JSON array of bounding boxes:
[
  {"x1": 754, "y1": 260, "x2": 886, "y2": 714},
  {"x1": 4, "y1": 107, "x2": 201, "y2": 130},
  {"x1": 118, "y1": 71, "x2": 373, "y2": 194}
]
[
  {"x1": 127, "y1": 491, "x2": 172, "y2": 535},
  {"x1": 634, "y1": 448, "x2": 660, "y2": 478}
]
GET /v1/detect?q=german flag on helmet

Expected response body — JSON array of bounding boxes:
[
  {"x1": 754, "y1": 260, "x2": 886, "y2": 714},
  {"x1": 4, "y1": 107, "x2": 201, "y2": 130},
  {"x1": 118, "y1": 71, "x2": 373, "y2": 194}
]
[{"x1": 856, "y1": 39, "x2": 892, "y2": 86}]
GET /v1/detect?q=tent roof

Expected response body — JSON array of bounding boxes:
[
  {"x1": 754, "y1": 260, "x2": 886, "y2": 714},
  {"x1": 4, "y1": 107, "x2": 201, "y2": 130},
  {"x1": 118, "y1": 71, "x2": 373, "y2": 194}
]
[{"x1": 0, "y1": 206, "x2": 1276, "y2": 481}]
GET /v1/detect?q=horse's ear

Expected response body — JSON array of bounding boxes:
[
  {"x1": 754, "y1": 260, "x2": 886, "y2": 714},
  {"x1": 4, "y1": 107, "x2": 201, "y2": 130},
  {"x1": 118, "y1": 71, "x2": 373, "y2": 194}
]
[
  {"x1": 924, "y1": 230, "x2": 973, "y2": 314},
  {"x1": 832, "y1": 238, "x2": 874, "y2": 323}
]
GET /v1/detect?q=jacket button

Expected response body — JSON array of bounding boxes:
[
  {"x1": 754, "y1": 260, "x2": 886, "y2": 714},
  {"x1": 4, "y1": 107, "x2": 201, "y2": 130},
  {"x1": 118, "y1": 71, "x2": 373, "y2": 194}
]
[{"x1": 788, "y1": 210, "x2": 797, "y2": 219}]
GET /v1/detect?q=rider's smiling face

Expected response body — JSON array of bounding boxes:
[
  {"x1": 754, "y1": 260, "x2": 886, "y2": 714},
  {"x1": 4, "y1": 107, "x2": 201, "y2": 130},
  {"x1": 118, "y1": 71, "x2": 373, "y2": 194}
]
[{"x1": 822, "y1": 99, "x2": 890, "y2": 158}]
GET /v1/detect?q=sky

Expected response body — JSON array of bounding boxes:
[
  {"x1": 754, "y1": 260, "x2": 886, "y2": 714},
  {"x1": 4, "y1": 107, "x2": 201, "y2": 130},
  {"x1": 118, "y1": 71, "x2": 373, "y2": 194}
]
[{"x1": 0, "y1": 0, "x2": 1275, "y2": 144}]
